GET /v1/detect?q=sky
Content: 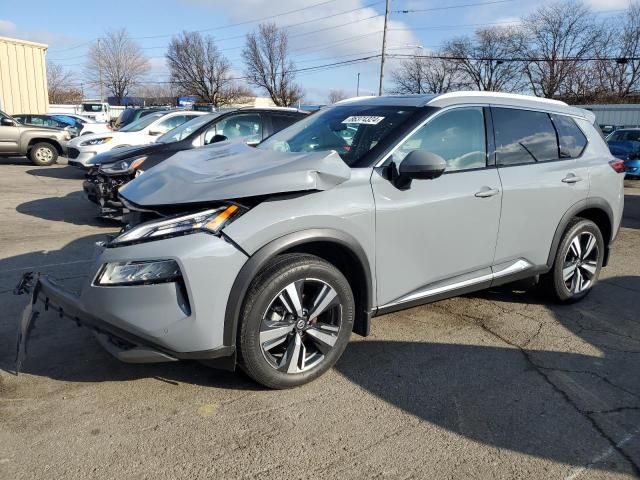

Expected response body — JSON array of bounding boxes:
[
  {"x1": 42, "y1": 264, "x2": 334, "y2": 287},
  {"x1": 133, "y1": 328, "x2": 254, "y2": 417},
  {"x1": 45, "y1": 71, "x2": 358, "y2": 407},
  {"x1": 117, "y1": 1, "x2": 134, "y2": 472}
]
[{"x1": 0, "y1": 0, "x2": 631, "y2": 103}]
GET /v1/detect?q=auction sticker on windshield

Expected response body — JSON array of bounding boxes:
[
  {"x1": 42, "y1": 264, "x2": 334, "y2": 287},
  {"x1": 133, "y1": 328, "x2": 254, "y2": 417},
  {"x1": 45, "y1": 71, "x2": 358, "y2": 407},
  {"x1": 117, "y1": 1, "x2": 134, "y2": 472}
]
[{"x1": 341, "y1": 116, "x2": 385, "y2": 125}]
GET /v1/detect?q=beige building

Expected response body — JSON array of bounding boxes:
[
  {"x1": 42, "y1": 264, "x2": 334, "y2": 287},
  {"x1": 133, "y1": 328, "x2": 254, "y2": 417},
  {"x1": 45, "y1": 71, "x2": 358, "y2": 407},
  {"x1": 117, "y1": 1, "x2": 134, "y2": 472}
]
[{"x1": 0, "y1": 36, "x2": 49, "y2": 115}]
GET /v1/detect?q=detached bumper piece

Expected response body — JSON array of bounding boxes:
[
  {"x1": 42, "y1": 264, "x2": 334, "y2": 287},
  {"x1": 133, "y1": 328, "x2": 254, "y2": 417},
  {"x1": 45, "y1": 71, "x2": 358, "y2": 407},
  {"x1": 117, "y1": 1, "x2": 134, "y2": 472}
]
[{"x1": 13, "y1": 272, "x2": 233, "y2": 373}]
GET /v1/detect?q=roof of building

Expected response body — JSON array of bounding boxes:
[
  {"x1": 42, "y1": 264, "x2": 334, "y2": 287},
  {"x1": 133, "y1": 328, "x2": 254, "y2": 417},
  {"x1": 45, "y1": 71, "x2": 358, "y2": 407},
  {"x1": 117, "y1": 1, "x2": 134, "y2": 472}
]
[{"x1": 0, "y1": 36, "x2": 48, "y2": 49}]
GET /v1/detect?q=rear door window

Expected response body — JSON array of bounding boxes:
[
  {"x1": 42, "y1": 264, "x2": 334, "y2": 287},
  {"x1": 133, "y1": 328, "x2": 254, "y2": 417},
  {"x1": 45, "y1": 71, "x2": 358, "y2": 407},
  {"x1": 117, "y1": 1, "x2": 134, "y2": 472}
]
[
  {"x1": 493, "y1": 108, "x2": 559, "y2": 165},
  {"x1": 270, "y1": 114, "x2": 298, "y2": 134},
  {"x1": 551, "y1": 114, "x2": 587, "y2": 158}
]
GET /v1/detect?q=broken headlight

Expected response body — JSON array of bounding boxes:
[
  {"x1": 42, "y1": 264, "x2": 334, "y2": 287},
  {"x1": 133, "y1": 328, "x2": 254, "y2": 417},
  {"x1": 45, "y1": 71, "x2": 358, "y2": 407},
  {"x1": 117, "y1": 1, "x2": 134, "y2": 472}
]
[
  {"x1": 100, "y1": 156, "x2": 147, "y2": 174},
  {"x1": 95, "y1": 259, "x2": 180, "y2": 286},
  {"x1": 110, "y1": 205, "x2": 240, "y2": 246}
]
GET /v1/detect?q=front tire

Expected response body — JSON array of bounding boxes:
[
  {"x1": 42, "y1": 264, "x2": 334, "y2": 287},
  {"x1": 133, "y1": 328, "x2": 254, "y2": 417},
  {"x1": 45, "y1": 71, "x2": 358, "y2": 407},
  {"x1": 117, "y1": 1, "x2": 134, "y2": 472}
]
[
  {"x1": 542, "y1": 218, "x2": 604, "y2": 303},
  {"x1": 237, "y1": 254, "x2": 354, "y2": 389},
  {"x1": 29, "y1": 142, "x2": 58, "y2": 166}
]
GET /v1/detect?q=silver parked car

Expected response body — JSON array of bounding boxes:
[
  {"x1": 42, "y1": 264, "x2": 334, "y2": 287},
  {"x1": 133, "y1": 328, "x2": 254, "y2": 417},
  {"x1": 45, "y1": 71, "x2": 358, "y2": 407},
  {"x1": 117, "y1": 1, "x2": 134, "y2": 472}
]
[{"x1": 16, "y1": 92, "x2": 625, "y2": 388}]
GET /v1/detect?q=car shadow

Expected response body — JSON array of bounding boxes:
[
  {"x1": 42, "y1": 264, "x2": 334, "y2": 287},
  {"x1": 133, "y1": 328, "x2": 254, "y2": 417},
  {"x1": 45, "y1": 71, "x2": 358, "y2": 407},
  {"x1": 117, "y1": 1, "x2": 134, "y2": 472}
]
[
  {"x1": 16, "y1": 191, "x2": 119, "y2": 228},
  {"x1": 26, "y1": 165, "x2": 86, "y2": 180},
  {"x1": 0, "y1": 156, "x2": 33, "y2": 167}
]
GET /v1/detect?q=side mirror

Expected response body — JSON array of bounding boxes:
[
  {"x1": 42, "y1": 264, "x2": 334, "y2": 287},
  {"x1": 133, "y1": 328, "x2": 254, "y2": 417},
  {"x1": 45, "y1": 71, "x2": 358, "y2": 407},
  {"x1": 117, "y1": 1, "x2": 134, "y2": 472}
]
[
  {"x1": 207, "y1": 134, "x2": 227, "y2": 145},
  {"x1": 394, "y1": 150, "x2": 446, "y2": 189},
  {"x1": 1, "y1": 118, "x2": 15, "y2": 126}
]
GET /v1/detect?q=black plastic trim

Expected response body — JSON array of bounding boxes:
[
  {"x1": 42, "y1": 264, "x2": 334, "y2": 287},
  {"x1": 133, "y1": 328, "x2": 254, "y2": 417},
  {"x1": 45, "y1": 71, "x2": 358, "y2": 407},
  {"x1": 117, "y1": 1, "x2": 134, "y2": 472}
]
[
  {"x1": 546, "y1": 197, "x2": 615, "y2": 268},
  {"x1": 223, "y1": 229, "x2": 374, "y2": 346}
]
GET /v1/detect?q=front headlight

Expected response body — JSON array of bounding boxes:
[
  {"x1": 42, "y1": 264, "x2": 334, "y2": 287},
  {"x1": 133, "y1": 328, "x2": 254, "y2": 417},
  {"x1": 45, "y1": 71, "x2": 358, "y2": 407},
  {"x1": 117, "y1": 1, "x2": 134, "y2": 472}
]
[
  {"x1": 100, "y1": 156, "x2": 147, "y2": 174},
  {"x1": 81, "y1": 136, "x2": 113, "y2": 146},
  {"x1": 95, "y1": 259, "x2": 181, "y2": 286},
  {"x1": 109, "y1": 205, "x2": 240, "y2": 246}
]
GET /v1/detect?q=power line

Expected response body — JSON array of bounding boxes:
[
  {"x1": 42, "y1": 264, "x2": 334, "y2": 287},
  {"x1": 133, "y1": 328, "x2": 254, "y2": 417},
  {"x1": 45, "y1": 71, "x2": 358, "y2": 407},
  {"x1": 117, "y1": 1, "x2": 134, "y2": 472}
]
[
  {"x1": 48, "y1": 1, "x2": 384, "y2": 61},
  {"x1": 394, "y1": 0, "x2": 517, "y2": 14},
  {"x1": 389, "y1": 53, "x2": 640, "y2": 62},
  {"x1": 132, "y1": 0, "x2": 344, "y2": 39}
]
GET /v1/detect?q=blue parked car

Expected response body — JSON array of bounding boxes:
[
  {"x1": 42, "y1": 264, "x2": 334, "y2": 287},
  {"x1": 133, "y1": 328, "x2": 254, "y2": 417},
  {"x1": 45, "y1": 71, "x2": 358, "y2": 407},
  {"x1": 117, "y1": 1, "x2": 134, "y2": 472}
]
[{"x1": 606, "y1": 128, "x2": 640, "y2": 178}]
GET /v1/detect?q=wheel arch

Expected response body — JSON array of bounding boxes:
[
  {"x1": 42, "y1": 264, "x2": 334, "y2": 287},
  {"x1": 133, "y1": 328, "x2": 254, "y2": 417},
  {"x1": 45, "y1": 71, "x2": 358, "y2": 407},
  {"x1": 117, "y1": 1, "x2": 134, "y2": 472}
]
[
  {"x1": 223, "y1": 229, "x2": 374, "y2": 350},
  {"x1": 547, "y1": 198, "x2": 614, "y2": 268},
  {"x1": 27, "y1": 138, "x2": 63, "y2": 155}
]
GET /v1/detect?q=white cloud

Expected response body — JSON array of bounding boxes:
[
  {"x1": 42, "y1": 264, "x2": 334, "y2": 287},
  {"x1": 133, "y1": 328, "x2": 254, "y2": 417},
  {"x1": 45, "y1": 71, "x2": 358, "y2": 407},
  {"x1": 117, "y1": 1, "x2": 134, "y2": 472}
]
[
  {"x1": 0, "y1": 19, "x2": 18, "y2": 37},
  {"x1": 181, "y1": 0, "x2": 418, "y2": 62},
  {"x1": 583, "y1": 0, "x2": 630, "y2": 10},
  {"x1": 0, "y1": 19, "x2": 79, "y2": 49}
]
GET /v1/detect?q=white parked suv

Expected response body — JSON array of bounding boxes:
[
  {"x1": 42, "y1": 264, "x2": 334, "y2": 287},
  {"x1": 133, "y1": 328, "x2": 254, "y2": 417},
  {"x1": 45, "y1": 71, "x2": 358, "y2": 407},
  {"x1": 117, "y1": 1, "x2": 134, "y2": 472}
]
[{"x1": 66, "y1": 110, "x2": 205, "y2": 168}]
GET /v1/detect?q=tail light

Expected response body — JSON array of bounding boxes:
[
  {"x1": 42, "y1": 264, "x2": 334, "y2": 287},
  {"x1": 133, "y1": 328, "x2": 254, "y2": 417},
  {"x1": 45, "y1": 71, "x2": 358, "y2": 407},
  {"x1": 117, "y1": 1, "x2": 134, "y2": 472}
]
[{"x1": 609, "y1": 159, "x2": 626, "y2": 173}]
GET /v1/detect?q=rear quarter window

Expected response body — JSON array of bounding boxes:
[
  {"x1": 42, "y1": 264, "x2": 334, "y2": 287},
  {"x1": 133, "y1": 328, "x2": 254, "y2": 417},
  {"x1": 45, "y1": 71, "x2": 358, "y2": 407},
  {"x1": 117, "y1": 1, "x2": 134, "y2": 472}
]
[{"x1": 551, "y1": 114, "x2": 587, "y2": 158}]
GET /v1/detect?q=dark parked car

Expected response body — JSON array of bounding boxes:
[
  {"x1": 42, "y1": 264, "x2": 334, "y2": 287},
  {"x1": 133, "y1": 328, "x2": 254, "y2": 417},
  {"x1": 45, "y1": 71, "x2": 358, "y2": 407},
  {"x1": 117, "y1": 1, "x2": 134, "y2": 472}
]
[
  {"x1": 113, "y1": 107, "x2": 167, "y2": 130},
  {"x1": 83, "y1": 107, "x2": 308, "y2": 218},
  {"x1": 606, "y1": 128, "x2": 640, "y2": 178},
  {"x1": 12, "y1": 114, "x2": 81, "y2": 138}
]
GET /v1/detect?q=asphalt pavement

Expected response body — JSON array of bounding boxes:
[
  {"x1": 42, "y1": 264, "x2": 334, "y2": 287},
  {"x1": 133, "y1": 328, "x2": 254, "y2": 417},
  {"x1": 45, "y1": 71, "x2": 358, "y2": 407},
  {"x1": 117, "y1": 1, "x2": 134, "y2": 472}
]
[{"x1": 1, "y1": 156, "x2": 639, "y2": 479}]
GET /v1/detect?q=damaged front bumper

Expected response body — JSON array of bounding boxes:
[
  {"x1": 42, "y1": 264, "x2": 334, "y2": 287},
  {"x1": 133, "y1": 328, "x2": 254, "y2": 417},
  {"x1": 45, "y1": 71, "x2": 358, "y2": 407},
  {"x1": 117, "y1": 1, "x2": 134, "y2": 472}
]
[
  {"x1": 14, "y1": 232, "x2": 248, "y2": 373},
  {"x1": 83, "y1": 169, "x2": 131, "y2": 219}
]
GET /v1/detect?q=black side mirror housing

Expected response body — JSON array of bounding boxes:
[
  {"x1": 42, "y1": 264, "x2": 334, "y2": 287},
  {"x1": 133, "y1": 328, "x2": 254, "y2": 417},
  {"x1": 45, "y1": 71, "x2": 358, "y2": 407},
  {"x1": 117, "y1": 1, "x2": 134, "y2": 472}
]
[
  {"x1": 208, "y1": 134, "x2": 228, "y2": 145},
  {"x1": 393, "y1": 150, "x2": 447, "y2": 189},
  {"x1": 1, "y1": 118, "x2": 15, "y2": 126}
]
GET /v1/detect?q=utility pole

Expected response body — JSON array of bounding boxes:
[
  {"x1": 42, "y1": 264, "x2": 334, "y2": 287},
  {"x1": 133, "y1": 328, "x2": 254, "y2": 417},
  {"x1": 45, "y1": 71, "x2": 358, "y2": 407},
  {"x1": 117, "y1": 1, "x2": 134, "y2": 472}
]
[
  {"x1": 98, "y1": 38, "x2": 103, "y2": 103},
  {"x1": 378, "y1": 0, "x2": 390, "y2": 96},
  {"x1": 356, "y1": 72, "x2": 360, "y2": 96}
]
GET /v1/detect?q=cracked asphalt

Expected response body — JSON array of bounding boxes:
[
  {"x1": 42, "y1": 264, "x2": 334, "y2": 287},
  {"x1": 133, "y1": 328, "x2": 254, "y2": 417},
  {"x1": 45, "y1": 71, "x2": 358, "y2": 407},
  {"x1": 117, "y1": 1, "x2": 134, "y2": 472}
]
[{"x1": 1, "y1": 157, "x2": 639, "y2": 479}]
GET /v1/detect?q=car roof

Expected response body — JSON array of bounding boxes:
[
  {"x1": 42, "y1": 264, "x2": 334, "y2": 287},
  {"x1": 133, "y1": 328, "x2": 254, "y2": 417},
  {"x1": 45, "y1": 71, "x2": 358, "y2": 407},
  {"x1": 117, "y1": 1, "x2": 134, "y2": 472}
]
[{"x1": 335, "y1": 91, "x2": 594, "y2": 121}]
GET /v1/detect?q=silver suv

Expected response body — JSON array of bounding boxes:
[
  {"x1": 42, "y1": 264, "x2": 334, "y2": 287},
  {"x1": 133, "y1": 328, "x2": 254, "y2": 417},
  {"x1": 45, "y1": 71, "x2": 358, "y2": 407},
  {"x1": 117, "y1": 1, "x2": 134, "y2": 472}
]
[{"x1": 17, "y1": 92, "x2": 625, "y2": 388}]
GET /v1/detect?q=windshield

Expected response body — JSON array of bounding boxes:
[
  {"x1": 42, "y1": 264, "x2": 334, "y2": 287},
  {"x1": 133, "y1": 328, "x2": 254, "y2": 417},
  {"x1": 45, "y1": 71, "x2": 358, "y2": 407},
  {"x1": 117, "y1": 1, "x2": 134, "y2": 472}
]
[
  {"x1": 257, "y1": 105, "x2": 417, "y2": 166},
  {"x1": 119, "y1": 112, "x2": 165, "y2": 132},
  {"x1": 158, "y1": 113, "x2": 218, "y2": 143}
]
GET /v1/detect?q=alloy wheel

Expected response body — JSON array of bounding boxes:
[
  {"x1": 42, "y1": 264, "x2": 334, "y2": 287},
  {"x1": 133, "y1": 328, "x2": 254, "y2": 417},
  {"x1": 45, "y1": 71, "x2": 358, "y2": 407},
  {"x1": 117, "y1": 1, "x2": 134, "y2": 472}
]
[
  {"x1": 562, "y1": 231, "x2": 599, "y2": 294},
  {"x1": 260, "y1": 278, "x2": 342, "y2": 374}
]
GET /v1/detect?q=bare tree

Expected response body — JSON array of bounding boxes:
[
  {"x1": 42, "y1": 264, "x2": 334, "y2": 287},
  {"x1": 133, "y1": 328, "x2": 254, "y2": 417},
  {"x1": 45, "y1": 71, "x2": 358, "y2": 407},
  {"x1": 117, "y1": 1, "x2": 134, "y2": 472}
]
[
  {"x1": 243, "y1": 23, "x2": 302, "y2": 106},
  {"x1": 443, "y1": 26, "x2": 525, "y2": 92},
  {"x1": 47, "y1": 62, "x2": 82, "y2": 103},
  {"x1": 166, "y1": 31, "x2": 252, "y2": 108},
  {"x1": 133, "y1": 83, "x2": 177, "y2": 106},
  {"x1": 592, "y1": 3, "x2": 640, "y2": 99},
  {"x1": 390, "y1": 53, "x2": 459, "y2": 94},
  {"x1": 85, "y1": 29, "x2": 149, "y2": 104},
  {"x1": 327, "y1": 89, "x2": 348, "y2": 103},
  {"x1": 519, "y1": 0, "x2": 597, "y2": 98}
]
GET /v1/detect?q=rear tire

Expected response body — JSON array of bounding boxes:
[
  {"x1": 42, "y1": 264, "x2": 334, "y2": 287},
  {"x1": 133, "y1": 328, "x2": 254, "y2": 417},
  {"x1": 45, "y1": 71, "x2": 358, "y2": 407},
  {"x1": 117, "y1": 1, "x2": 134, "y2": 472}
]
[
  {"x1": 237, "y1": 253, "x2": 354, "y2": 389},
  {"x1": 29, "y1": 142, "x2": 58, "y2": 166},
  {"x1": 541, "y1": 218, "x2": 604, "y2": 303}
]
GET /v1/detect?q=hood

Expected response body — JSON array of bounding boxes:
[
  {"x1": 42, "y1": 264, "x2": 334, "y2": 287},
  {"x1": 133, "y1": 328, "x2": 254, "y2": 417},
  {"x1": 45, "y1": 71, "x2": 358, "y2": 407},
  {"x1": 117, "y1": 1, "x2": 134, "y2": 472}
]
[
  {"x1": 119, "y1": 141, "x2": 351, "y2": 207},
  {"x1": 87, "y1": 143, "x2": 166, "y2": 166}
]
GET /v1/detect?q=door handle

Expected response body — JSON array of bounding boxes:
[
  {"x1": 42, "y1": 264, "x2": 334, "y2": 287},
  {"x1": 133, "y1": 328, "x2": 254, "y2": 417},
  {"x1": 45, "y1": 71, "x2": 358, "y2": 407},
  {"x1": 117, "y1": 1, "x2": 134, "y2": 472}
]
[
  {"x1": 562, "y1": 173, "x2": 582, "y2": 184},
  {"x1": 475, "y1": 186, "x2": 500, "y2": 198}
]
